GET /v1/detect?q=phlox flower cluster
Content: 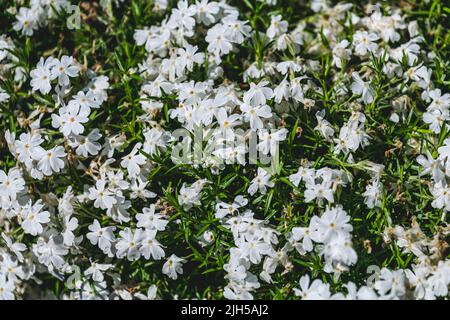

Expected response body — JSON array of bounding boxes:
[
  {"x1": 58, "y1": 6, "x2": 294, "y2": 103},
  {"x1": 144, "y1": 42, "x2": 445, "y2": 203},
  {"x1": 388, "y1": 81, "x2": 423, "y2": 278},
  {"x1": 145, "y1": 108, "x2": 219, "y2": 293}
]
[{"x1": 0, "y1": 0, "x2": 448, "y2": 300}]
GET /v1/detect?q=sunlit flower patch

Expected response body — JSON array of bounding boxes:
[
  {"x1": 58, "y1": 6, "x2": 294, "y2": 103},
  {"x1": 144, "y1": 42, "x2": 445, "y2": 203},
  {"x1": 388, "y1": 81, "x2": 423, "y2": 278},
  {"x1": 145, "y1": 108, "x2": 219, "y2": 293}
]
[{"x1": 0, "y1": 0, "x2": 449, "y2": 300}]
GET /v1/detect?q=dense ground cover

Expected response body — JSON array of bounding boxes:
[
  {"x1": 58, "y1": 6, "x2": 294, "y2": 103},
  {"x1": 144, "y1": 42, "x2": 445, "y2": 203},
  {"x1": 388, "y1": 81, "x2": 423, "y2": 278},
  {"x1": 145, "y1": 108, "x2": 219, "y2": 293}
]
[{"x1": 0, "y1": 0, "x2": 449, "y2": 300}]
